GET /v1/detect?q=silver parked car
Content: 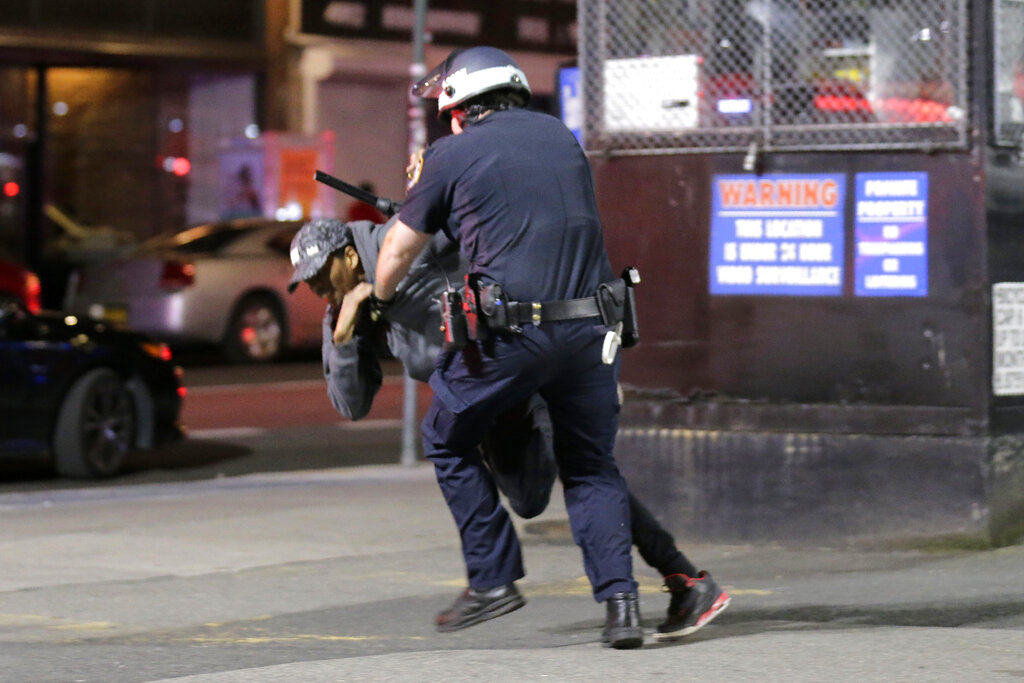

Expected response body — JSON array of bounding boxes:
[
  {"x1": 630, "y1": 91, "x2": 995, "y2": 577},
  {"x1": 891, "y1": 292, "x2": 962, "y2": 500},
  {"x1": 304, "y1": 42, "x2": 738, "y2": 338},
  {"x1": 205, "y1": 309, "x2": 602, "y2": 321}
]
[{"x1": 67, "y1": 218, "x2": 325, "y2": 363}]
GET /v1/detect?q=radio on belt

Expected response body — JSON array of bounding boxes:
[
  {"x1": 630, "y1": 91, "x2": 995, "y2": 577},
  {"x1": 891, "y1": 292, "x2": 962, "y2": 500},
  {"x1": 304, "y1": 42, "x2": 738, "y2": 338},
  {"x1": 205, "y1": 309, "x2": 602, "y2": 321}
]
[{"x1": 440, "y1": 287, "x2": 468, "y2": 351}]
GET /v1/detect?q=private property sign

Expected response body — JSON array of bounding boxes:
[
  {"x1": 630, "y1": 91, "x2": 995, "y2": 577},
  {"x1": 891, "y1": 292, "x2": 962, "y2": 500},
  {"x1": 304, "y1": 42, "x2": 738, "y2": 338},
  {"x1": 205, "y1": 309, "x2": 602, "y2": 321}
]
[{"x1": 854, "y1": 172, "x2": 929, "y2": 297}]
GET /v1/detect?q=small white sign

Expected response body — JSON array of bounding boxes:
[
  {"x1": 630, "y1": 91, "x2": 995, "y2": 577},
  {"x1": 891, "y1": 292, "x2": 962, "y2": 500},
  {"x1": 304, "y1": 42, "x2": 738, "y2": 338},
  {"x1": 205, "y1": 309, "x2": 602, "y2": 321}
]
[
  {"x1": 993, "y1": 282, "x2": 1024, "y2": 396},
  {"x1": 603, "y1": 55, "x2": 699, "y2": 132}
]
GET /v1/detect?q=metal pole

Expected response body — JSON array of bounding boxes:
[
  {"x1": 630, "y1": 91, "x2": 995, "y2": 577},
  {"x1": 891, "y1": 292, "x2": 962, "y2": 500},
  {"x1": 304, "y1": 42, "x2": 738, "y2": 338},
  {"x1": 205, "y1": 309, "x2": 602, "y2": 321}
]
[
  {"x1": 25, "y1": 66, "x2": 47, "y2": 273},
  {"x1": 401, "y1": 0, "x2": 429, "y2": 467}
]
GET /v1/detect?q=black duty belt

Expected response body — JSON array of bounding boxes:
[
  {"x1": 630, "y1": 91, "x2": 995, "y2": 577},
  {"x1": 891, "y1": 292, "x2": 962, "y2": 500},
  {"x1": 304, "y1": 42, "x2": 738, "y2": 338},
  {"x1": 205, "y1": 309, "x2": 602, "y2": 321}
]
[
  {"x1": 444, "y1": 270, "x2": 639, "y2": 351},
  {"x1": 504, "y1": 296, "x2": 602, "y2": 327}
]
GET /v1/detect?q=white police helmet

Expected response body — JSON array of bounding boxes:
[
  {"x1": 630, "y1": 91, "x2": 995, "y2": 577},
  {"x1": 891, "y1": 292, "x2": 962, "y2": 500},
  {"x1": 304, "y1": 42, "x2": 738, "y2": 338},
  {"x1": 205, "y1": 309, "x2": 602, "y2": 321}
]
[{"x1": 412, "y1": 46, "x2": 531, "y2": 115}]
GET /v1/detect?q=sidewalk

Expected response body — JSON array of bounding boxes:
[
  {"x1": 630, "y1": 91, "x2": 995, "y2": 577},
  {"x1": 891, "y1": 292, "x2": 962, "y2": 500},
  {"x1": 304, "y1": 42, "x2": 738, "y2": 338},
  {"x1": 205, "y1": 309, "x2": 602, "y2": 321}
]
[{"x1": 1, "y1": 464, "x2": 1023, "y2": 682}]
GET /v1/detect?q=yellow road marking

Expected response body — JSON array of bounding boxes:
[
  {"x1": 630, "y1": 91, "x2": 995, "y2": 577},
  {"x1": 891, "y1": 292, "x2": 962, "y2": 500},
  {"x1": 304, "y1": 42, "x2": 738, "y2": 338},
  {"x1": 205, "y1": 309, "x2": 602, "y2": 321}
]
[
  {"x1": 187, "y1": 634, "x2": 426, "y2": 644},
  {"x1": 0, "y1": 614, "x2": 60, "y2": 626},
  {"x1": 50, "y1": 621, "x2": 117, "y2": 631},
  {"x1": 506, "y1": 576, "x2": 775, "y2": 598},
  {"x1": 0, "y1": 614, "x2": 118, "y2": 630}
]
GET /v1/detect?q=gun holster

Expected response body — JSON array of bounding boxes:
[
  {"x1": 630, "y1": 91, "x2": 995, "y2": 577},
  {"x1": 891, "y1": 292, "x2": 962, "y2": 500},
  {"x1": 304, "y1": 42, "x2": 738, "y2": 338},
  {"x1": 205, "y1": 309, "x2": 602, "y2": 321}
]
[
  {"x1": 596, "y1": 279, "x2": 626, "y2": 328},
  {"x1": 595, "y1": 269, "x2": 640, "y2": 348},
  {"x1": 479, "y1": 281, "x2": 517, "y2": 333},
  {"x1": 620, "y1": 266, "x2": 640, "y2": 347},
  {"x1": 463, "y1": 275, "x2": 520, "y2": 338}
]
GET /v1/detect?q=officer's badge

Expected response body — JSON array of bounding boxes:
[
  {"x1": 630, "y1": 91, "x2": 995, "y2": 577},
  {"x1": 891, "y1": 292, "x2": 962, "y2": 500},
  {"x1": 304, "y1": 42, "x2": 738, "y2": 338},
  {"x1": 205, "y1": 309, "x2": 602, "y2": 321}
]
[{"x1": 406, "y1": 148, "x2": 425, "y2": 191}]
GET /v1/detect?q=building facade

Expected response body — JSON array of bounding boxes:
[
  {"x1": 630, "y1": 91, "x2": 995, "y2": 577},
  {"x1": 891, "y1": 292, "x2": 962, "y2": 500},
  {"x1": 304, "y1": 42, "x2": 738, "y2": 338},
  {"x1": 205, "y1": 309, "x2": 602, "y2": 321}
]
[{"x1": 0, "y1": 0, "x2": 275, "y2": 304}]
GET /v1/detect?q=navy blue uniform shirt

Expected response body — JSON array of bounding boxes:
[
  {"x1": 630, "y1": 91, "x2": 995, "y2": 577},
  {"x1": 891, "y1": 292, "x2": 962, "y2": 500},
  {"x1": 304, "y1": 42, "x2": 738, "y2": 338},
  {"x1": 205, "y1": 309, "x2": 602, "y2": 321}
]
[{"x1": 399, "y1": 108, "x2": 614, "y2": 302}]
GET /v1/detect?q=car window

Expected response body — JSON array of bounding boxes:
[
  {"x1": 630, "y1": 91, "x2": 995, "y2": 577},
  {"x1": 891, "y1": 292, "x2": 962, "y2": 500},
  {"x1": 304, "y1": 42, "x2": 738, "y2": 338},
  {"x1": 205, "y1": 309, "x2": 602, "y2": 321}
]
[
  {"x1": 265, "y1": 225, "x2": 301, "y2": 257},
  {"x1": 144, "y1": 224, "x2": 257, "y2": 254},
  {"x1": 217, "y1": 222, "x2": 301, "y2": 256}
]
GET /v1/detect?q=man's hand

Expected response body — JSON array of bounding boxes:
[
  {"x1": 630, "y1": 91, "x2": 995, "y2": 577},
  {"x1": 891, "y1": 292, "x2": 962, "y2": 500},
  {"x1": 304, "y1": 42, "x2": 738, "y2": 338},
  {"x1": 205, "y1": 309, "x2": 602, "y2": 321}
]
[{"x1": 333, "y1": 282, "x2": 373, "y2": 344}]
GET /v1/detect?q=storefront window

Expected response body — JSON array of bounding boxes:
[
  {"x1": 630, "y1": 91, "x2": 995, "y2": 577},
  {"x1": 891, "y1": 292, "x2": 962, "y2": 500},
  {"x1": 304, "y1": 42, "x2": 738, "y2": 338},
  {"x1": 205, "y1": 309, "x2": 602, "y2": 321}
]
[
  {"x1": 46, "y1": 68, "x2": 174, "y2": 246},
  {"x1": 0, "y1": 65, "x2": 256, "y2": 304},
  {"x1": 0, "y1": 67, "x2": 35, "y2": 262}
]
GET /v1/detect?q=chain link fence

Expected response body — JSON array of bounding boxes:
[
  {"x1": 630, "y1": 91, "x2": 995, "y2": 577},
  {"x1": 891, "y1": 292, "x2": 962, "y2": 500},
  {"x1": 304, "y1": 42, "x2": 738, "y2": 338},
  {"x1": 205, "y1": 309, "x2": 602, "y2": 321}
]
[
  {"x1": 579, "y1": 0, "x2": 970, "y2": 155},
  {"x1": 995, "y1": 0, "x2": 1024, "y2": 146}
]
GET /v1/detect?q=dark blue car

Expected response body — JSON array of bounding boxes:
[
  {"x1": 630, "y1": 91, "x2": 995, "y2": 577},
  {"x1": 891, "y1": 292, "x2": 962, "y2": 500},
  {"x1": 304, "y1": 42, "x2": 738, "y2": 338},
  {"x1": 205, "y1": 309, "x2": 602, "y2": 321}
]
[{"x1": 0, "y1": 301, "x2": 184, "y2": 478}]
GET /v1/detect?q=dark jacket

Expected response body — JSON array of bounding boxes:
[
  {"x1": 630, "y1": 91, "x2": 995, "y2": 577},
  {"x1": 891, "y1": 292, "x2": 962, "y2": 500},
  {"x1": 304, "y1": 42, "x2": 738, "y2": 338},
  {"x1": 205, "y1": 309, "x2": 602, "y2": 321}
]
[
  {"x1": 320, "y1": 217, "x2": 556, "y2": 518},
  {"x1": 321, "y1": 217, "x2": 461, "y2": 419}
]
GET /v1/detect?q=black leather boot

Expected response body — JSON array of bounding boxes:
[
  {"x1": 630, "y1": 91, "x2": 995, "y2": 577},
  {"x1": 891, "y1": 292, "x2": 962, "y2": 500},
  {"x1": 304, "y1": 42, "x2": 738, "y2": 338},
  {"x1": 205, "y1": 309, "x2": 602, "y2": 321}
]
[
  {"x1": 601, "y1": 591, "x2": 643, "y2": 649},
  {"x1": 435, "y1": 583, "x2": 525, "y2": 632}
]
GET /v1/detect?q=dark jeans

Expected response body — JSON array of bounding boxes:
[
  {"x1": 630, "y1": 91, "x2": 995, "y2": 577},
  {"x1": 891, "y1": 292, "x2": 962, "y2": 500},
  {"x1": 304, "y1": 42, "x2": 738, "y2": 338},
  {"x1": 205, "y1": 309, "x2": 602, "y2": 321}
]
[
  {"x1": 481, "y1": 390, "x2": 698, "y2": 580},
  {"x1": 628, "y1": 492, "x2": 697, "y2": 578},
  {"x1": 424, "y1": 321, "x2": 636, "y2": 602}
]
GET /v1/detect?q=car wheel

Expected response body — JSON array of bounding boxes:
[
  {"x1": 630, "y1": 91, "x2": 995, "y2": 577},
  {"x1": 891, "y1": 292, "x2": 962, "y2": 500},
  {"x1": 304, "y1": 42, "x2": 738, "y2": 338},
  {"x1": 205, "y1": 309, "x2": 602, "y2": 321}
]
[
  {"x1": 53, "y1": 368, "x2": 135, "y2": 478},
  {"x1": 225, "y1": 294, "x2": 286, "y2": 363}
]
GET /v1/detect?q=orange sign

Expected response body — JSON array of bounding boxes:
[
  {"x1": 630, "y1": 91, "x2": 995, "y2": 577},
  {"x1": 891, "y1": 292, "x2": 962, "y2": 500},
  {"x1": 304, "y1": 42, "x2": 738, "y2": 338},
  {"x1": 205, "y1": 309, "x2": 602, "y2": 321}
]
[{"x1": 279, "y1": 147, "x2": 320, "y2": 218}]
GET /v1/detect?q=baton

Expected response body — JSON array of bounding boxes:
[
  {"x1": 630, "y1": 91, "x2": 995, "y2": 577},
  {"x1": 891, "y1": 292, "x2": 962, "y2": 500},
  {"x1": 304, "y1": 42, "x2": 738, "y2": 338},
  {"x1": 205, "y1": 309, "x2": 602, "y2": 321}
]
[{"x1": 314, "y1": 170, "x2": 402, "y2": 217}]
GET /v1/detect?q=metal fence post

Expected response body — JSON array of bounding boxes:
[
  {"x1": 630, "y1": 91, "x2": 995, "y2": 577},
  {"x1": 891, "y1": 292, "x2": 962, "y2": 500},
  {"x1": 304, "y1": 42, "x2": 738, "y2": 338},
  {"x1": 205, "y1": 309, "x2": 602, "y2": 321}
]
[{"x1": 401, "y1": 0, "x2": 429, "y2": 467}]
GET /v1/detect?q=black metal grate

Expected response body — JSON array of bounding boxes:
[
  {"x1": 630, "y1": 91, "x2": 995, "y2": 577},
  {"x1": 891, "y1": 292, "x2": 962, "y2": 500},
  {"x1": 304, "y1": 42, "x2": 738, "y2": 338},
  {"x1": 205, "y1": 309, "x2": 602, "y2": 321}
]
[{"x1": 579, "y1": 0, "x2": 972, "y2": 155}]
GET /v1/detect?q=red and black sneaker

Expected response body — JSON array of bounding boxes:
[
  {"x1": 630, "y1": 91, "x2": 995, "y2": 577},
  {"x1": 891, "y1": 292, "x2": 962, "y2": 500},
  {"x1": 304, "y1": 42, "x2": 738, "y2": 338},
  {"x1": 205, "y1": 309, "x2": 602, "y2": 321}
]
[{"x1": 653, "y1": 570, "x2": 730, "y2": 641}]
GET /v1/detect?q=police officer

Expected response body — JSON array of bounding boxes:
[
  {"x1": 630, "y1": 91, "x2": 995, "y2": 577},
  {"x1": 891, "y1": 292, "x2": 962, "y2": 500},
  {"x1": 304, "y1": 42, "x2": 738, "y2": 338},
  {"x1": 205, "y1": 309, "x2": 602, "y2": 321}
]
[
  {"x1": 368, "y1": 46, "x2": 647, "y2": 648},
  {"x1": 291, "y1": 214, "x2": 731, "y2": 642}
]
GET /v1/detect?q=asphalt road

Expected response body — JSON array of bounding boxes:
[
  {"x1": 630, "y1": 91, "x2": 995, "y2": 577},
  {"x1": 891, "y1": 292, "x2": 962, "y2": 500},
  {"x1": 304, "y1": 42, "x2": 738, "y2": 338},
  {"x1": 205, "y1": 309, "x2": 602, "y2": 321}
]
[
  {"x1": 2, "y1": 463, "x2": 1023, "y2": 682},
  {"x1": 0, "y1": 357, "x2": 423, "y2": 493},
  {"x1": 1, "y1": 358, "x2": 1024, "y2": 681}
]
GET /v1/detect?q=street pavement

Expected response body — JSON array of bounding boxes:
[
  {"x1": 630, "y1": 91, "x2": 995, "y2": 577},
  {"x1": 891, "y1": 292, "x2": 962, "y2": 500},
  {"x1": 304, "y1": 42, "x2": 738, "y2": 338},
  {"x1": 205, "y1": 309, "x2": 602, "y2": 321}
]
[{"x1": 2, "y1": 462, "x2": 1023, "y2": 682}]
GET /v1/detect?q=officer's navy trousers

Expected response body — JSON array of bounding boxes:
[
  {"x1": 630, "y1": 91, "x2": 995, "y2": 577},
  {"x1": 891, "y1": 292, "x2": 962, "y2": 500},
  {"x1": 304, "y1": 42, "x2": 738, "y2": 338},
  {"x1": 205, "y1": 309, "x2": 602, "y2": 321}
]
[{"x1": 424, "y1": 319, "x2": 637, "y2": 602}]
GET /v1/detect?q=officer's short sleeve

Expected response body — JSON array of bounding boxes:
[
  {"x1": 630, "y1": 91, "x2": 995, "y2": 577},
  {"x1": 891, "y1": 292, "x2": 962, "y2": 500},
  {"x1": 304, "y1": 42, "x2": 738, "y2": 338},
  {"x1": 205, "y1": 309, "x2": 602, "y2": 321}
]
[{"x1": 399, "y1": 144, "x2": 454, "y2": 236}]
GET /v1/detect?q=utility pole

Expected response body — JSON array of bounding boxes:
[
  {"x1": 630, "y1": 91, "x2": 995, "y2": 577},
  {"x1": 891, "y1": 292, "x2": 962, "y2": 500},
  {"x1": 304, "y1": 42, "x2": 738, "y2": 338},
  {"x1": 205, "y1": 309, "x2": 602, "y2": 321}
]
[{"x1": 401, "y1": 0, "x2": 429, "y2": 467}]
